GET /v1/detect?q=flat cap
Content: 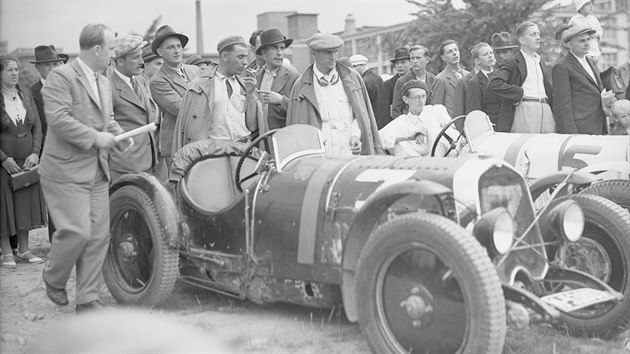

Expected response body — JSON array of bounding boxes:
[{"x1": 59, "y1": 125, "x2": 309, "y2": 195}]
[
  {"x1": 306, "y1": 33, "x2": 344, "y2": 51},
  {"x1": 217, "y1": 35, "x2": 247, "y2": 54},
  {"x1": 562, "y1": 24, "x2": 596, "y2": 43},
  {"x1": 402, "y1": 80, "x2": 428, "y2": 97},
  {"x1": 349, "y1": 54, "x2": 368, "y2": 66},
  {"x1": 114, "y1": 34, "x2": 147, "y2": 58}
]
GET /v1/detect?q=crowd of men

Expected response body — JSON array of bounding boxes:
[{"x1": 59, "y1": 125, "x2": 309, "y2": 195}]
[{"x1": 20, "y1": 16, "x2": 630, "y2": 312}]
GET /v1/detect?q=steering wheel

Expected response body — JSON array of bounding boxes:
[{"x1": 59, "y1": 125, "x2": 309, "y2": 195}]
[
  {"x1": 235, "y1": 129, "x2": 279, "y2": 192},
  {"x1": 430, "y1": 115, "x2": 467, "y2": 157}
]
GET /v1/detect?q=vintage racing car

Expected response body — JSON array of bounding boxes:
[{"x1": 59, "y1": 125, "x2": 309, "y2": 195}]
[{"x1": 104, "y1": 124, "x2": 630, "y2": 353}]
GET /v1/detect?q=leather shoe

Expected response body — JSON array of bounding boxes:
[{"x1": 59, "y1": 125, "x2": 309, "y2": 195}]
[
  {"x1": 44, "y1": 279, "x2": 68, "y2": 306},
  {"x1": 75, "y1": 300, "x2": 105, "y2": 314}
]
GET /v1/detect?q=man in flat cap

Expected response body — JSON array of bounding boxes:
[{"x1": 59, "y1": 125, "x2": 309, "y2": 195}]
[
  {"x1": 286, "y1": 33, "x2": 382, "y2": 155},
  {"x1": 552, "y1": 25, "x2": 607, "y2": 134},
  {"x1": 488, "y1": 21, "x2": 554, "y2": 133},
  {"x1": 173, "y1": 36, "x2": 261, "y2": 152},
  {"x1": 380, "y1": 80, "x2": 458, "y2": 157},
  {"x1": 149, "y1": 25, "x2": 201, "y2": 180},
  {"x1": 254, "y1": 28, "x2": 299, "y2": 130},
  {"x1": 350, "y1": 54, "x2": 383, "y2": 123},
  {"x1": 108, "y1": 34, "x2": 158, "y2": 182},
  {"x1": 375, "y1": 46, "x2": 411, "y2": 129}
]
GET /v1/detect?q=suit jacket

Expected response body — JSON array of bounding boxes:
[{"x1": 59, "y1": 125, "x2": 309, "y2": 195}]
[
  {"x1": 255, "y1": 64, "x2": 300, "y2": 130},
  {"x1": 552, "y1": 52, "x2": 606, "y2": 134},
  {"x1": 286, "y1": 63, "x2": 383, "y2": 155},
  {"x1": 375, "y1": 73, "x2": 399, "y2": 129},
  {"x1": 39, "y1": 59, "x2": 122, "y2": 183},
  {"x1": 108, "y1": 72, "x2": 158, "y2": 172},
  {"x1": 465, "y1": 70, "x2": 501, "y2": 125},
  {"x1": 391, "y1": 71, "x2": 438, "y2": 118},
  {"x1": 29, "y1": 80, "x2": 48, "y2": 140},
  {"x1": 488, "y1": 51, "x2": 553, "y2": 132},
  {"x1": 452, "y1": 70, "x2": 477, "y2": 121},
  {"x1": 432, "y1": 65, "x2": 470, "y2": 118},
  {"x1": 361, "y1": 68, "x2": 384, "y2": 121},
  {"x1": 149, "y1": 63, "x2": 201, "y2": 156}
]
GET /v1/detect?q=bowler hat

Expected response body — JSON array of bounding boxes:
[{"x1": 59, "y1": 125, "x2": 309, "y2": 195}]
[
  {"x1": 151, "y1": 25, "x2": 189, "y2": 55},
  {"x1": 256, "y1": 28, "x2": 293, "y2": 55},
  {"x1": 491, "y1": 32, "x2": 518, "y2": 50},
  {"x1": 306, "y1": 33, "x2": 344, "y2": 51},
  {"x1": 390, "y1": 47, "x2": 410, "y2": 63},
  {"x1": 562, "y1": 24, "x2": 596, "y2": 43},
  {"x1": 30, "y1": 45, "x2": 68, "y2": 64},
  {"x1": 185, "y1": 54, "x2": 213, "y2": 66}
]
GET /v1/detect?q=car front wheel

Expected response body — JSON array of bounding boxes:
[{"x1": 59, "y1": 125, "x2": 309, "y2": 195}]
[{"x1": 355, "y1": 213, "x2": 506, "y2": 354}]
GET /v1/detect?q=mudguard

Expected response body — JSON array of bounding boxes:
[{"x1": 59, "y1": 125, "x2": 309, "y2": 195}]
[{"x1": 529, "y1": 170, "x2": 599, "y2": 201}]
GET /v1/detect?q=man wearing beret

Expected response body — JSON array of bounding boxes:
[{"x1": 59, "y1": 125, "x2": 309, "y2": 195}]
[
  {"x1": 488, "y1": 21, "x2": 554, "y2": 133},
  {"x1": 255, "y1": 28, "x2": 299, "y2": 130},
  {"x1": 391, "y1": 45, "x2": 439, "y2": 120},
  {"x1": 108, "y1": 34, "x2": 158, "y2": 182},
  {"x1": 375, "y1": 47, "x2": 411, "y2": 129},
  {"x1": 350, "y1": 54, "x2": 383, "y2": 124},
  {"x1": 287, "y1": 33, "x2": 382, "y2": 155},
  {"x1": 149, "y1": 25, "x2": 201, "y2": 180},
  {"x1": 173, "y1": 36, "x2": 261, "y2": 152},
  {"x1": 380, "y1": 80, "x2": 458, "y2": 157},
  {"x1": 552, "y1": 25, "x2": 607, "y2": 134}
]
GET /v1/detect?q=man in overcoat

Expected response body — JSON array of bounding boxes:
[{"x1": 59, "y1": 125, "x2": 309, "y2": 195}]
[
  {"x1": 286, "y1": 33, "x2": 382, "y2": 155},
  {"x1": 376, "y1": 46, "x2": 411, "y2": 129}
]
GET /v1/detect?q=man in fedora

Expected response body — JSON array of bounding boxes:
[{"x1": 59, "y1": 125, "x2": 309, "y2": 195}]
[
  {"x1": 376, "y1": 46, "x2": 411, "y2": 128},
  {"x1": 286, "y1": 33, "x2": 382, "y2": 155},
  {"x1": 185, "y1": 54, "x2": 213, "y2": 71},
  {"x1": 488, "y1": 22, "x2": 554, "y2": 133},
  {"x1": 552, "y1": 25, "x2": 606, "y2": 134},
  {"x1": 173, "y1": 36, "x2": 261, "y2": 152},
  {"x1": 350, "y1": 54, "x2": 383, "y2": 124},
  {"x1": 149, "y1": 25, "x2": 201, "y2": 180},
  {"x1": 491, "y1": 32, "x2": 518, "y2": 66},
  {"x1": 30, "y1": 44, "x2": 68, "y2": 243},
  {"x1": 109, "y1": 34, "x2": 158, "y2": 182},
  {"x1": 254, "y1": 28, "x2": 299, "y2": 130}
]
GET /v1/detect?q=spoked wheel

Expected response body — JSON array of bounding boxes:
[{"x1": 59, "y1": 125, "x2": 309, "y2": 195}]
[
  {"x1": 103, "y1": 186, "x2": 179, "y2": 306},
  {"x1": 356, "y1": 213, "x2": 505, "y2": 354},
  {"x1": 549, "y1": 194, "x2": 630, "y2": 338}
]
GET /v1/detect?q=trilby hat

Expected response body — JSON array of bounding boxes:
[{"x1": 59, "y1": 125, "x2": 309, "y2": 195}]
[
  {"x1": 390, "y1": 46, "x2": 410, "y2": 63},
  {"x1": 491, "y1": 32, "x2": 518, "y2": 50},
  {"x1": 30, "y1": 45, "x2": 68, "y2": 64},
  {"x1": 256, "y1": 28, "x2": 293, "y2": 55},
  {"x1": 151, "y1": 25, "x2": 189, "y2": 55}
]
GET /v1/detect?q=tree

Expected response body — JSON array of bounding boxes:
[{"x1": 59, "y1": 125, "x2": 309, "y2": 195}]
[{"x1": 402, "y1": 0, "x2": 559, "y2": 73}]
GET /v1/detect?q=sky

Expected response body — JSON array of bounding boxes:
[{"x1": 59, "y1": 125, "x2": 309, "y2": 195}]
[{"x1": 0, "y1": 0, "x2": 424, "y2": 54}]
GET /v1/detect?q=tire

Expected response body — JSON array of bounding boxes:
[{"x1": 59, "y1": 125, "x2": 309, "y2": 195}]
[
  {"x1": 552, "y1": 194, "x2": 630, "y2": 338},
  {"x1": 355, "y1": 213, "x2": 506, "y2": 354},
  {"x1": 581, "y1": 179, "x2": 630, "y2": 212},
  {"x1": 103, "y1": 185, "x2": 179, "y2": 306}
]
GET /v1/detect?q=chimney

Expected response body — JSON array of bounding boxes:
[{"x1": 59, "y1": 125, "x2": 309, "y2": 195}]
[
  {"x1": 344, "y1": 14, "x2": 356, "y2": 35},
  {"x1": 195, "y1": 0, "x2": 204, "y2": 54}
]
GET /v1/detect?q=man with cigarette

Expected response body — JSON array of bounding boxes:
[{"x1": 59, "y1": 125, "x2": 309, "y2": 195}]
[{"x1": 173, "y1": 36, "x2": 261, "y2": 152}]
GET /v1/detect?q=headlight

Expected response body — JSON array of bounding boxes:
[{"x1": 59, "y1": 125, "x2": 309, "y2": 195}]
[
  {"x1": 543, "y1": 200, "x2": 584, "y2": 242},
  {"x1": 473, "y1": 207, "x2": 515, "y2": 255}
]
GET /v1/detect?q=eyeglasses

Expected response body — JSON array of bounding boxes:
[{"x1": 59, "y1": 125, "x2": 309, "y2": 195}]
[{"x1": 407, "y1": 95, "x2": 425, "y2": 101}]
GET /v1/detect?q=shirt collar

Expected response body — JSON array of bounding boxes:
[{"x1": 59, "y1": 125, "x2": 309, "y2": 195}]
[
  {"x1": 215, "y1": 71, "x2": 235, "y2": 81},
  {"x1": 263, "y1": 65, "x2": 280, "y2": 78},
  {"x1": 76, "y1": 57, "x2": 96, "y2": 80},
  {"x1": 480, "y1": 68, "x2": 493, "y2": 77},
  {"x1": 313, "y1": 64, "x2": 338, "y2": 82},
  {"x1": 521, "y1": 50, "x2": 540, "y2": 61},
  {"x1": 40, "y1": 78, "x2": 46, "y2": 86},
  {"x1": 114, "y1": 68, "x2": 132, "y2": 86}
]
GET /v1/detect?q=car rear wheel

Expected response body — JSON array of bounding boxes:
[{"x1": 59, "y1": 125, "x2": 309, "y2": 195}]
[
  {"x1": 581, "y1": 179, "x2": 630, "y2": 212},
  {"x1": 103, "y1": 185, "x2": 179, "y2": 306},
  {"x1": 355, "y1": 213, "x2": 506, "y2": 354},
  {"x1": 552, "y1": 194, "x2": 630, "y2": 338}
]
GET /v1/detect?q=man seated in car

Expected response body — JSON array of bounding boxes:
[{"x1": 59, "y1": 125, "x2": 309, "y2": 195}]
[{"x1": 379, "y1": 80, "x2": 459, "y2": 157}]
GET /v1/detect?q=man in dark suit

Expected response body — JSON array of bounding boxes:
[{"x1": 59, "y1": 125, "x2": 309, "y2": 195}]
[
  {"x1": 552, "y1": 25, "x2": 607, "y2": 134},
  {"x1": 149, "y1": 25, "x2": 201, "y2": 181},
  {"x1": 40, "y1": 24, "x2": 128, "y2": 312},
  {"x1": 109, "y1": 34, "x2": 158, "y2": 182},
  {"x1": 255, "y1": 28, "x2": 299, "y2": 130},
  {"x1": 30, "y1": 45, "x2": 68, "y2": 243},
  {"x1": 465, "y1": 43, "x2": 501, "y2": 125},
  {"x1": 488, "y1": 21, "x2": 554, "y2": 133},
  {"x1": 376, "y1": 47, "x2": 410, "y2": 128},
  {"x1": 350, "y1": 54, "x2": 383, "y2": 121}
]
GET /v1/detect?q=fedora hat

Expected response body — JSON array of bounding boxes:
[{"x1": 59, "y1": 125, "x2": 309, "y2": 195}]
[
  {"x1": 151, "y1": 25, "x2": 189, "y2": 55},
  {"x1": 389, "y1": 46, "x2": 410, "y2": 63},
  {"x1": 185, "y1": 54, "x2": 213, "y2": 66},
  {"x1": 255, "y1": 28, "x2": 293, "y2": 55},
  {"x1": 491, "y1": 32, "x2": 518, "y2": 50},
  {"x1": 30, "y1": 45, "x2": 68, "y2": 64}
]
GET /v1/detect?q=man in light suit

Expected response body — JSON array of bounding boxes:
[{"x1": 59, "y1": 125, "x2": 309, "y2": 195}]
[
  {"x1": 149, "y1": 25, "x2": 201, "y2": 180},
  {"x1": 109, "y1": 34, "x2": 158, "y2": 182},
  {"x1": 255, "y1": 28, "x2": 299, "y2": 130},
  {"x1": 552, "y1": 25, "x2": 607, "y2": 134},
  {"x1": 432, "y1": 39, "x2": 469, "y2": 119},
  {"x1": 39, "y1": 23, "x2": 129, "y2": 312}
]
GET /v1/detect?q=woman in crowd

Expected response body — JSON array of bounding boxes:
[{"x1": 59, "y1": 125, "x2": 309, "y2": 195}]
[{"x1": 0, "y1": 56, "x2": 45, "y2": 267}]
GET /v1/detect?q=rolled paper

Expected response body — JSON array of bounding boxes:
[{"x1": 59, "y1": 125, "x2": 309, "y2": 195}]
[{"x1": 114, "y1": 122, "x2": 157, "y2": 143}]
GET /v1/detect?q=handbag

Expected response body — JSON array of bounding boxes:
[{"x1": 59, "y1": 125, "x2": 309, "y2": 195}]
[{"x1": 9, "y1": 166, "x2": 39, "y2": 191}]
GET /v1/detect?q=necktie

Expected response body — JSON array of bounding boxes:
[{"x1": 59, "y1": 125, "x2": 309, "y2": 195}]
[
  {"x1": 179, "y1": 69, "x2": 189, "y2": 84},
  {"x1": 130, "y1": 77, "x2": 142, "y2": 99},
  {"x1": 226, "y1": 79, "x2": 233, "y2": 98},
  {"x1": 93, "y1": 74, "x2": 101, "y2": 106}
]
